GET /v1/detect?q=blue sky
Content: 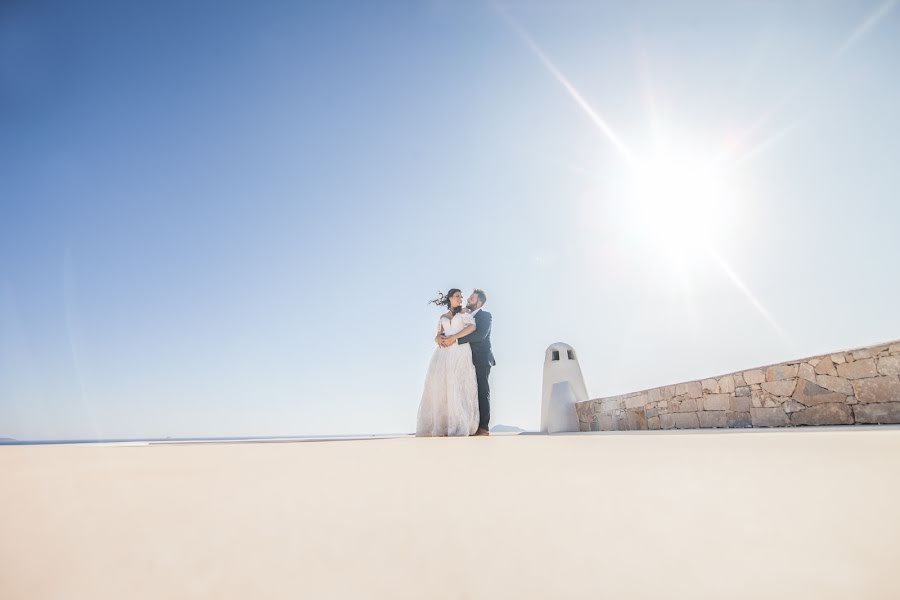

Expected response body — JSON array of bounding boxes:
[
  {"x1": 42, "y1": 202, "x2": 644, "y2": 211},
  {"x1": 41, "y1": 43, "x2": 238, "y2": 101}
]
[{"x1": 2, "y1": 0, "x2": 899, "y2": 440}]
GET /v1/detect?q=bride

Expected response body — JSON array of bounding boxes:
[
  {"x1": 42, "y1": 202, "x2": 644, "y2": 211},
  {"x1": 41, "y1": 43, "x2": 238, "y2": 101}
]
[{"x1": 416, "y1": 288, "x2": 480, "y2": 437}]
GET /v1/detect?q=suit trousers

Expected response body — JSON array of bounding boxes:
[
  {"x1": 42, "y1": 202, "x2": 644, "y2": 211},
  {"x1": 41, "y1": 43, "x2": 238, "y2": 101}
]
[{"x1": 475, "y1": 361, "x2": 492, "y2": 431}]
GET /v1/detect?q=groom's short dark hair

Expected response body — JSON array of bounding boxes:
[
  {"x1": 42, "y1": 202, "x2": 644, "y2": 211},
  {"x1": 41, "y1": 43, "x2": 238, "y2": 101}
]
[{"x1": 473, "y1": 289, "x2": 487, "y2": 305}]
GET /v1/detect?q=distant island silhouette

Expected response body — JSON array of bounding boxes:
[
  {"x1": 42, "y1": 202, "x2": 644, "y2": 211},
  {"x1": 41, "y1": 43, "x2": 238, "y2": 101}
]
[{"x1": 489, "y1": 424, "x2": 526, "y2": 433}]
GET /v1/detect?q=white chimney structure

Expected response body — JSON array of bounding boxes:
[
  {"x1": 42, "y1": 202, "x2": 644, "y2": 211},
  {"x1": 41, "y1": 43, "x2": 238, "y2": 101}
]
[{"x1": 541, "y1": 343, "x2": 589, "y2": 433}]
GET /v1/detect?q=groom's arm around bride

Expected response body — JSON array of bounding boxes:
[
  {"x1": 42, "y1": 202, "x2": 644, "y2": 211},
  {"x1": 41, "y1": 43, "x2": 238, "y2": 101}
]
[{"x1": 455, "y1": 311, "x2": 491, "y2": 358}]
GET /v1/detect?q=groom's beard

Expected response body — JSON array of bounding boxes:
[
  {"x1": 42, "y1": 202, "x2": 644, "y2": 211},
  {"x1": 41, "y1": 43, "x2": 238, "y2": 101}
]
[{"x1": 466, "y1": 303, "x2": 477, "y2": 311}]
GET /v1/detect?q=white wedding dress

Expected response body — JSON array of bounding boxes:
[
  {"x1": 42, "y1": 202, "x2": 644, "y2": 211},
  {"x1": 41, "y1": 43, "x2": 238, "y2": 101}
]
[{"x1": 416, "y1": 311, "x2": 480, "y2": 437}]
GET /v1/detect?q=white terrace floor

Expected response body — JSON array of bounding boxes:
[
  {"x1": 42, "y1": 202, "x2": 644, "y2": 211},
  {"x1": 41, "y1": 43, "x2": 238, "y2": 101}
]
[{"x1": 2, "y1": 427, "x2": 899, "y2": 599}]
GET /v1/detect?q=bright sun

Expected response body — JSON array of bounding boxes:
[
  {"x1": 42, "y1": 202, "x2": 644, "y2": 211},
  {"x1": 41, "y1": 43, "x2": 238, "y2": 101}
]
[{"x1": 612, "y1": 144, "x2": 734, "y2": 257}]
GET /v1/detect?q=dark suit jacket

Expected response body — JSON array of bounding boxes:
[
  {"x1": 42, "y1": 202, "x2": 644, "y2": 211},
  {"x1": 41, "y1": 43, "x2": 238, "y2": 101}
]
[{"x1": 457, "y1": 309, "x2": 495, "y2": 367}]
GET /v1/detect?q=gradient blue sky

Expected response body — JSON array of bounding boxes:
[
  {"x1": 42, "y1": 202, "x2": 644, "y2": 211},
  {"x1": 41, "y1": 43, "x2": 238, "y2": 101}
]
[{"x1": 2, "y1": 0, "x2": 899, "y2": 440}]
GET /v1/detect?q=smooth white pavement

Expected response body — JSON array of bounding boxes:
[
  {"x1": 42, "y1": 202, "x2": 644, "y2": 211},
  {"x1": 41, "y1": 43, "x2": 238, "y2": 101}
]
[{"x1": 2, "y1": 428, "x2": 899, "y2": 599}]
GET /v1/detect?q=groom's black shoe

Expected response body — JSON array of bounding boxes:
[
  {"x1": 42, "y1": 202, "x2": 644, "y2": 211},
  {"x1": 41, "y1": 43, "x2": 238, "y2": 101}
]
[{"x1": 473, "y1": 428, "x2": 490, "y2": 436}]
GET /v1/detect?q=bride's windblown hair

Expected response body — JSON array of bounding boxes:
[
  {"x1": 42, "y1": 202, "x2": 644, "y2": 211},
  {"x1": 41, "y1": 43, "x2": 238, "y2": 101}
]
[{"x1": 430, "y1": 288, "x2": 463, "y2": 317}]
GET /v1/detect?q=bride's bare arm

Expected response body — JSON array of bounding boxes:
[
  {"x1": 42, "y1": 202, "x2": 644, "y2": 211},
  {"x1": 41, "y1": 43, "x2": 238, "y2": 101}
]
[{"x1": 434, "y1": 320, "x2": 444, "y2": 345}]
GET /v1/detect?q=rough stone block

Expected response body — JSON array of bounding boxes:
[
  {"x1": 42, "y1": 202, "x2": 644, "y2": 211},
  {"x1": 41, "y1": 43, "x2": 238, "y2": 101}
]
[
  {"x1": 752, "y1": 389, "x2": 781, "y2": 408},
  {"x1": 831, "y1": 353, "x2": 847, "y2": 364},
  {"x1": 625, "y1": 393, "x2": 648, "y2": 410},
  {"x1": 673, "y1": 412, "x2": 700, "y2": 429},
  {"x1": 766, "y1": 364, "x2": 798, "y2": 381},
  {"x1": 687, "y1": 381, "x2": 702, "y2": 398},
  {"x1": 798, "y1": 363, "x2": 816, "y2": 382},
  {"x1": 701, "y1": 394, "x2": 730, "y2": 411},
  {"x1": 837, "y1": 359, "x2": 877, "y2": 380},
  {"x1": 743, "y1": 370, "x2": 766, "y2": 385},
  {"x1": 853, "y1": 403, "x2": 900, "y2": 424},
  {"x1": 790, "y1": 403, "x2": 853, "y2": 426},
  {"x1": 751, "y1": 390, "x2": 765, "y2": 408},
  {"x1": 718, "y1": 375, "x2": 735, "y2": 394},
  {"x1": 659, "y1": 385, "x2": 676, "y2": 401},
  {"x1": 701, "y1": 378, "x2": 718, "y2": 393},
  {"x1": 815, "y1": 374, "x2": 854, "y2": 395},
  {"x1": 625, "y1": 409, "x2": 648, "y2": 430},
  {"x1": 599, "y1": 415, "x2": 616, "y2": 431},
  {"x1": 851, "y1": 349, "x2": 872, "y2": 360},
  {"x1": 674, "y1": 398, "x2": 698, "y2": 412},
  {"x1": 877, "y1": 356, "x2": 900, "y2": 376},
  {"x1": 733, "y1": 373, "x2": 746, "y2": 386},
  {"x1": 793, "y1": 379, "x2": 847, "y2": 407},
  {"x1": 726, "y1": 412, "x2": 752, "y2": 428},
  {"x1": 699, "y1": 411, "x2": 727, "y2": 428},
  {"x1": 730, "y1": 397, "x2": 751, "y2": 413},
  {"x1": 735, "y1": 386, "x2": 751, "y2": 397},
  {"x1": 890, "y1": 344, "x2": 900, "y2": 354},
  {"x1": 647, "y1": 388, "x2": 661, "y2": 403},
  {"x1": 648, "y1": 416, "x2": 661, "y2": 430},
  {"x1": 852, "y1": 376, "x2": 900, "y2": 403},
  {"x1": 782, "y1": 400, "x2": 806, "y2": 414},
  {"x1": 761, "y1": 380, "x2": 797, "y2": 397},
  {"x1": 750, "y1": 407, "x2": 790, "y2": 427},
  {"x1": 659, "y1": 413, "x2": 675, "y2": 430},
  {"x1": 589, "y1": 417, "x2": 600, "y2": 432},
  {"x1": 575, "y1": 404, "x2": 588, "y2": 423},
  {"x1": 645, "y1": 407, "x2": 659, "y2": 419}
]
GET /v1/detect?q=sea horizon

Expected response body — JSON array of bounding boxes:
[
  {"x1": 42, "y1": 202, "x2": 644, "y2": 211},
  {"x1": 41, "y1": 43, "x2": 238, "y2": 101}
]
[{"x1": 0, "y1": 433, "x2": 415, "y2": 446}]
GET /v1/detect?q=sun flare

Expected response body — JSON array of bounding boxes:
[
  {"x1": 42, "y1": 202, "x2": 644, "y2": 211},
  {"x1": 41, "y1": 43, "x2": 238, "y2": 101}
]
[{"x1": 609, "y1": 143, "x2": 735, "y2": 260}]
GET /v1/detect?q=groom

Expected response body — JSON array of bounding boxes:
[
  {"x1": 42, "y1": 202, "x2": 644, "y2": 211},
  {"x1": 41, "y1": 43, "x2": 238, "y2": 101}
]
[{"x1": 437, "y1": 289, "x2": 495, "y2": 436}]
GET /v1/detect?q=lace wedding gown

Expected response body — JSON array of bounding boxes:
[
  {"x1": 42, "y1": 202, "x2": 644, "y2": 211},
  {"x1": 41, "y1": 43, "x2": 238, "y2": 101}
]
[{"x1": 416, "y1": 311, "x2": 480, "y2": 437}]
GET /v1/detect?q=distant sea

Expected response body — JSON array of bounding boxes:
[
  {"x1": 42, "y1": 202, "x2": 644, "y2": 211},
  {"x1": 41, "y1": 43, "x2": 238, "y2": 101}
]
[
  {"x1": 0, "y1": 426, "x2": 530, "y2": 446},
  {"x1": 0, "y1": 434, "x2": 413, "y2": 446}
]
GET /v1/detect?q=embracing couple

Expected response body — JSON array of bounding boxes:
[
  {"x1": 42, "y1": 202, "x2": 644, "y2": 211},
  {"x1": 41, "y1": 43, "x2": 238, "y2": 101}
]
[{"x1": 416, "y1": 288, "x2": 495, "y2": 437}]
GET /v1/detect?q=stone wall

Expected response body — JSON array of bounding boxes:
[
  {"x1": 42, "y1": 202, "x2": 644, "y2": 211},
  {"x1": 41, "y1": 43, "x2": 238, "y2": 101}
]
[{"x1": 576, "y1": 341, "x2": 900, "y2": 431}]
